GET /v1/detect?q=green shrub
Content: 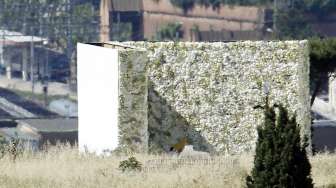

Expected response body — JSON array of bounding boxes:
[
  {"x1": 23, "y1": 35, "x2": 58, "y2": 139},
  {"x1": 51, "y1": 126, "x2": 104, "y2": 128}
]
[
  {"x1": 170, "y1": 0, "x2": 195, "y2": 12},
  {"x1": 0, "y1": 135, "x2": 7, "y2": 158},
  {"x1": 246, "y1": 99, "x2": 313, "y2": 187},
  {"x1": 119, "y1": 156, "x2": 142, "y2": 172},
  {"x1": 155, "y1": 22, "x2": 183, "y2": 41},
  {"x1": 0, "y1": 133, "x2": 23, "y2": 162},
  {"x1": 8, "y1": 137, "x2": 20, "y2": 162}
]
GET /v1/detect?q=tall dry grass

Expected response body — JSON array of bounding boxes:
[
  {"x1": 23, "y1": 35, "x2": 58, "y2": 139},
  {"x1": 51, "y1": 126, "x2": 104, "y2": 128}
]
[{"x1": 0, "y1": 145, "x2": 335, "y2": 188}]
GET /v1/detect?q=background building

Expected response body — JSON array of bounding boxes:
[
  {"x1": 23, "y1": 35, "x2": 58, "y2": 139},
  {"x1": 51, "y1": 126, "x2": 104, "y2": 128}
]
[{"x1": 100, "y1": 0, "x2": 273, "y2": 42}]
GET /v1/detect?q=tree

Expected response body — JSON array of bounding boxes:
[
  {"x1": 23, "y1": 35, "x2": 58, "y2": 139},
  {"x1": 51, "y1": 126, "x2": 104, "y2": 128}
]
[
  {"x1": 170, "y1": 0, "x2": 195, "y2": 13},
  {"x1": 155, "y1": 22, "x2": 184, "y2": 41},
  {"x1": 246, "y1": 99, "x2": 313, "y2": 187},
  {"x1": 275, "y1": 2, "x2": 313, "y2": 40},
  {"x1": 309, "y1": 38, "x2": 336, "y2": 106}
]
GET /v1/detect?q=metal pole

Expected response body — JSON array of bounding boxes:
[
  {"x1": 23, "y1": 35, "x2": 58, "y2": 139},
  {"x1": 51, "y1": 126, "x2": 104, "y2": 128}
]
[
  {"x1": 66, "y1": 0, "x2": 73, "y2": 92},
  {"x1": 117, "y1": 12, "x2": 120, "y2": 40},
  {"x1": 45, "y1": 39, "x2": 49, "y2": 81},
  {"x1": 43, "y1": 83, "x2": 48, "y2": 107},
  {"x1": 0, "y1": 30, "x2": 4, "y2": 67},
  {"x1": 30, "y1": 34, "x2": 35, "y2": 94},
  {"x1": 44, "y1": 39, "x2": 49, "y2": 107},
  {"x1": 273, "y1": 0, "x2": 277, "y2": 38},
  {"x1": 0, "y1": 29, "x2": 5, "y2": 78}
]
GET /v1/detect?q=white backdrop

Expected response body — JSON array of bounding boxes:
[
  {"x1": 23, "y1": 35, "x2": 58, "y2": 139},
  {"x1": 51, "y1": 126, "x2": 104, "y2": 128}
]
[{"x1": 77, "y1": 43, "x2": 119, "y2": 154}]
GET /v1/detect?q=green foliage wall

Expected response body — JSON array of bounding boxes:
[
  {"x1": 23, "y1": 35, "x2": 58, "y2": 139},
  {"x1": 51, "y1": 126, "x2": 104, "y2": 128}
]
[
  {"x1": 119, "y1": 41, "x2": 310, "y2": 154},
  {"x1": 118, "y1": 50, "x2": 149, "y2": 153}
]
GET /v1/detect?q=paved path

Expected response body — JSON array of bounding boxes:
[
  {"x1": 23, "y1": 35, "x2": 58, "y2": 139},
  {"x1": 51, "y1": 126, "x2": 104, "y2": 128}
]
[
  {"x1": 0, "y1": 77, "x2": 71, "y2": 96},
  {"x1": 313, "y1": 121, "x2": 336, "y2": 152},
  {"x1": 313, "y1": 120, "x2": 336, "y2": 127},
  {"x1": 311, "y1": 97, "x2": 336, "y2": 152}
]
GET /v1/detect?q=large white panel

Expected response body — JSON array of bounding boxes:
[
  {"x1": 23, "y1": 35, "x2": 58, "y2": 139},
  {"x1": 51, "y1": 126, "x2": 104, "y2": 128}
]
[{"x1": 77, "y1": 43, "x2": 119, "y2": 154}]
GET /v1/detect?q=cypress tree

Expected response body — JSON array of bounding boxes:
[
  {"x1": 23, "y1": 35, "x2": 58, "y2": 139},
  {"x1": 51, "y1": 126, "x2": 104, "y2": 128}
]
[{"x1": 246, "y1": 102, "x2": 313, "y2": 188}]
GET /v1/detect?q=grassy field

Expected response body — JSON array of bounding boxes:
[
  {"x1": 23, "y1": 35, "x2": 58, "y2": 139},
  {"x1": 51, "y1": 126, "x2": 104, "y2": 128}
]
[{"x1": 0, "y1": 146, "x2": 335, "y2": 188}]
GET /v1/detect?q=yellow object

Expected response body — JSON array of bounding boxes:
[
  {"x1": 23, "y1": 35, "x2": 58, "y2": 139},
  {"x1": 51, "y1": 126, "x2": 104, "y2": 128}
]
[{"x1": 170, "y1": 138, "x2": 188, "y2": 153}]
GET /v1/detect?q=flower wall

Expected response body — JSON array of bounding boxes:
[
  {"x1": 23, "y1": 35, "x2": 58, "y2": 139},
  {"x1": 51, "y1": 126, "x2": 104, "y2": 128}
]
[{"x1": 119, "y1": 41, "x2": 310, "y2": 154}]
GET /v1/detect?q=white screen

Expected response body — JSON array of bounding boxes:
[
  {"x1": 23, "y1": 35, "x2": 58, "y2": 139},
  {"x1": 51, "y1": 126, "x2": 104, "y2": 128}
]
[{"x1": 77, "y1": 43, "x2": 119, "y2": 154}]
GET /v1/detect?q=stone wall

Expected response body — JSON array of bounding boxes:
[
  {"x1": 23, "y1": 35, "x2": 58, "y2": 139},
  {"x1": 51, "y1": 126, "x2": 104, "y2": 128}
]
[{"x1": 115, "y1": 41, "x2": 310, "y2": 154}]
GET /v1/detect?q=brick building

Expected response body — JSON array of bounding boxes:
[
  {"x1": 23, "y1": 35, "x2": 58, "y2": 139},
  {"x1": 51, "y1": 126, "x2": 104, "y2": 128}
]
[{"x1": 99, "y1": 0, "x2": 273, "y2": 42}]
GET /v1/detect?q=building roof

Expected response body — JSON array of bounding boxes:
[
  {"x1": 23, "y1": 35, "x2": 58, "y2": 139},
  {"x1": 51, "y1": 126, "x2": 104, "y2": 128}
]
[
  {"x1": 20, "y1": 118, "x2": 78, "y2": 133},
  {"x1": 0, "y1": 126, "x2": 40, "y2": 141},
  {"x1": 0, "y1": 30, "x2": 47, "y2": 45}
]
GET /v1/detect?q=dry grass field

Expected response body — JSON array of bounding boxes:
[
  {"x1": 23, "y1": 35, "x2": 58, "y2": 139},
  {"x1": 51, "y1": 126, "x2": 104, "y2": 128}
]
[{"x1": 0, "y1": 146, "x2": 335, "y2": 188}]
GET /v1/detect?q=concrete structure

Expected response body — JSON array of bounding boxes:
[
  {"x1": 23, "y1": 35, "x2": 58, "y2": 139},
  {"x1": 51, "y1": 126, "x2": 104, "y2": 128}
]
[
  {"x1": 19, "y1": 118, "x2": 77, "y2": 146},
  {"x1": 329, "y1": 77, "x2": 336, "y2": 111},
  {"x1": 314, "y1": 76, "x2": 336, "y2": 119},
  {"x1": 0, "y1": 123, "x2": 40, "y2": 150},
  {"x1": 0, "y1": 87, "x2": 77, "y2": 150},
  {"x1": 0, "y1": 30, "x2": 47, "y2": 81},
  {"x1": 0, "y1": 118, "x2": 77, "y2": 150},
  {"x1": 100, "y1": 0, "x2": 272, "y2": 42}
]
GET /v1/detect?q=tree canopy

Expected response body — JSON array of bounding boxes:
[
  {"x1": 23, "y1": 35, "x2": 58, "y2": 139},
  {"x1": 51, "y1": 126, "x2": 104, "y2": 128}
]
[
  {"x1": 155, "y1": 22, "x2": 184, "y2": 41},
  {"x1": 309, "y1": 38, "x2": 336, "y2": 105}
]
